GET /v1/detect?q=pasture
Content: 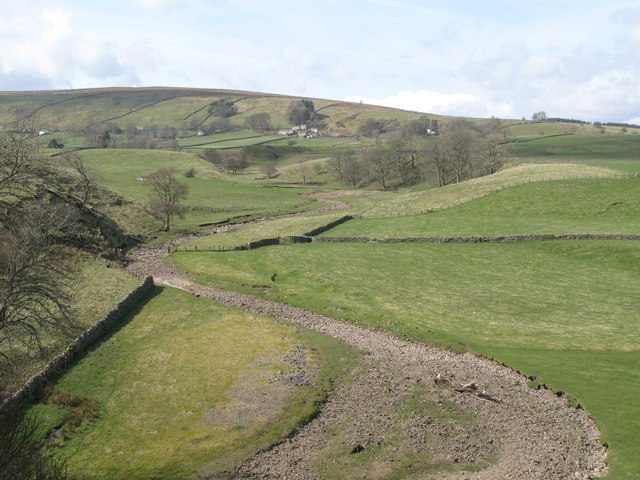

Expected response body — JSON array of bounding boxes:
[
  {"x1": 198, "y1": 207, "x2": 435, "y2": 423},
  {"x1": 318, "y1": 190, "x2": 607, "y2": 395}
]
[
  {"x1": 6, "y1": 87, "x2": 640, "y2": 479},
  {"x1": 177, "y1": 211, "x2": 354, "y2": 250},
  {"x1": 171, "y1": 239, "x2": 640, "y2": 478},
  {"x1": 322, "y1": 178, "x2": 640, "y2": 237},
  {"x1": 27, "y1": 287, "x2": 353, "y2": 480},
  {"x1": 505, "y1": 133, "x2": 640, "y2": 161},
  {"x1": 355, "y1": 162, "x2": 628, "y2": 218},
  {"x1": 68, "y1": 149, "x2": 320, "y2": 229}
]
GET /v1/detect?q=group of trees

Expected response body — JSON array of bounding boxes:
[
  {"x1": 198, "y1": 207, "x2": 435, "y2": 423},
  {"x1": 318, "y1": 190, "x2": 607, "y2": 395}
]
[
  {"x1": 245, "y1": 112, "x2": 272, "y2": 132},
  {"x1": 286, "y1": 99, "x2": 315, "y2": 126},
  {"x1": 330, "y1": 117, "x2": 502, "y2": 189},
  {"x1": 208, "y1": 99, "x2": 238, "y2": 118},
  {"x1": 422, "y1": 120, "x2": 501, "y2": 187},
  {"x1": 200, "y1": 149, "x2": 249, "y2": 174}
]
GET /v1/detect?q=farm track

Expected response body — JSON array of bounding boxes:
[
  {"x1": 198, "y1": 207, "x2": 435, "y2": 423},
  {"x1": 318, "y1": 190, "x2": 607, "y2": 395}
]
[{"x1": 125, "y1": 204, "x2": 608, "y2": 480}]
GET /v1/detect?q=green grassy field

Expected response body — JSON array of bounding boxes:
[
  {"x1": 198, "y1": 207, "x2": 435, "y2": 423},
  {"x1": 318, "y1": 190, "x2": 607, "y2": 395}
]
[
  {"x1": 70, "y1": 149, "x2": 320, "y2": 229},
  {"x1": 177, "y1": 211, "x2": 354, "y2": 250},
  {"x1": 177, "y1": 129, "x2": 261, "y2": 147},
  {"x1": 321, "y1": 178, "x2": 640, "y2": 237},
  {"x1": 171, "y1": 240, "x2": 640, "y2": 479},
  {"x1": 583, "y1": 161, "x2": 640, "y2": 173},
  {"x1": 354, "y1": 162, "x2": 627, "y2": 218},
  {"x1": 27, "y1": 286, "x2": 353, "y2": 480},
  {"x1": 7, "y1": 88, "x2": 640, "y2": 479},
  {"x1": 506, "y1": 133, "x2": 640, "y2": 161},
  {"x1": 503, "y1": 122, "x2": 580, "y2": 137}
]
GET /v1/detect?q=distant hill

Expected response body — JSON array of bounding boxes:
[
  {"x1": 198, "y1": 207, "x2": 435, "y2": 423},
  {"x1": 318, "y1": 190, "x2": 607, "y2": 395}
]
[
  {"x1": 0, "y1": 86, "x2": 440, "y2": 136},
  {"x1": 2, "y1": 86, "x2": 639, "y2": 163}
]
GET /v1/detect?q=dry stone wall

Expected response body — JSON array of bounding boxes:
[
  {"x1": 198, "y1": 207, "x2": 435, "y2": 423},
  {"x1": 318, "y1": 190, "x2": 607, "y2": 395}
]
[
  {"x1": 0, "y1": 276, "x2": 154, "y2": 418},
  {"x1": 302, "y1": 215, "x2": 356, "y2": 237},
  {"x1": 314, "y1": 233, "x2": 640, "y2": 244}
]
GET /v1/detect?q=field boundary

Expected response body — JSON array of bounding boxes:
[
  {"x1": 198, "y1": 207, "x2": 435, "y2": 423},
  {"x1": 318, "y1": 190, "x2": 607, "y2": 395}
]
[
  {"x1": 171, "y1": 233, "x2": 640, "y2": 252},
  {"x1": 0, "y1": 276, "x2": 154, "y2": 418},
  {"x1": 171, "y1": 232, "x2": 640, "y2": 252},
  {"x1": 314, "y1": 233, "x2": 640, "y2": 244}
]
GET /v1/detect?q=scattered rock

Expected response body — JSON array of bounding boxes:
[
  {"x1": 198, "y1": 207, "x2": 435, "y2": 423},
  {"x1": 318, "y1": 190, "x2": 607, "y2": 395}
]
[
  {"x1": 125, "y1": 220, "x2": 609, "y2": 480},
  {"x1": 350, "y1": 443, "x2": 365, "y2": 454},
  {"x1": 434, "y1": 373, "x2": 447, "y2": 385}
]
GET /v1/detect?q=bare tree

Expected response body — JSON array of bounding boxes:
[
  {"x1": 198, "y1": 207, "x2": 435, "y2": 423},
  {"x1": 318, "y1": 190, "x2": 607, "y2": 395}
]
[
  {"x1": 532, "y1": 111, "x2": 547, "y2": 122},
  {"x1": 421, "y1": 137, "x2": 450, "y2": 187},
  {"x1": 389, "y1": 137, "x2": 415, "y2": 184},
  {"x1": 62, "y1": 151, "x2": 98, "y2": 205},
  {"x1": 341, "y1": 156, "x2": 363, "y2": 187},
  {"x1": 260, "y1": 163, "x2": 278, "y2": 179},
  {"x1": 363, "y1": 145, "x2": 393, "y2": 189},
  {"x1": 146, "y1": 168, "x2": 188, "y2": 231},
  {"x1": 245, "y1": 113, "x2": 272, "y2": 132},
  {"x1": 0, "y1": 125, "x2": 45, "y2": 215},
  {"x1": 480, "y1": 135, "x2": 503, "y2": 175},
  {"x1": 298, "y1": 164, "x2": 310, "y2": 184},
  {"x1": 445, "y1": 122, "x2": 477, "y2": 183},
  {"x1": 0, "y1": 203, "x2": 73, "y2": 367},
  {"x1": 200, "y1": 149, "x2": 222, "y2": 165},
  {"x1": 220, "y1": 152, "x2": 249, "y2": 174}
]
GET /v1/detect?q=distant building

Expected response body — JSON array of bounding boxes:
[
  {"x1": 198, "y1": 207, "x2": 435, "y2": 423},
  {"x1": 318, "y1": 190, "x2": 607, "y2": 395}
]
[{"x1": 277, "y1": 128, "x2": 295, "y2": 136}]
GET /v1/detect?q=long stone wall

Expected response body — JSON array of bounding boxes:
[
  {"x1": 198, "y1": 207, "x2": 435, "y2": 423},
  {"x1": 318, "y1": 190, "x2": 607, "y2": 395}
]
[
  {"x1": 314, "y1": 233, "x2": 640, "y2": 244},
  {"x1": 0, "y1": 276, "x2": 154, "y2": 418}
]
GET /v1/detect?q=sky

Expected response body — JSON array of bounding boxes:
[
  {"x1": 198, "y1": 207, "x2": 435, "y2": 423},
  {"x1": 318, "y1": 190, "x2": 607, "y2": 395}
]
[{"x1": 1, "y1": 0, "x2": 639, "y2": 123}]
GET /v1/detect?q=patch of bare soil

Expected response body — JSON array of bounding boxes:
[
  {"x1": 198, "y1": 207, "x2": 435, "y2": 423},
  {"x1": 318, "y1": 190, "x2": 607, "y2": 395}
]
[
  {"x1": 126, "y1": 231, "x2": 608, "y2": 480},
  {"x1": 202, "y1": 345, "x2": 319, "y2": 431}
]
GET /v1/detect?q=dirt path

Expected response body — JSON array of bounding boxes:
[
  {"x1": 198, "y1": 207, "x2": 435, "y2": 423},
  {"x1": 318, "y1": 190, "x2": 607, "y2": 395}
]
[{"x1": 125, "y1": 223, "x2": 607, "y2": 480}]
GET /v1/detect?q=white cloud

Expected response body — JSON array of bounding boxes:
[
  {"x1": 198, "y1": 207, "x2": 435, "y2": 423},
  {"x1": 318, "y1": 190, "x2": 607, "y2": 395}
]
[
  {"x1": 40, "y1": 8, "x2": 73, "y2": 44},
  {"x1": 539, "y1": 70, "x2": 640, "y2": 121},
  {"x1": 629, "y1": 25, "x2": 640, "y2": 53},
  {"x1": 344, "y1": 89, "x2": 514, "y2": 118},
  {"x1": 521, "y1": 56, "x2": 559, "y2": 79},
  {"x1": 627, "y1": 116, "x2": 640, "y2": 124},
  {"x1": 132, "y1": 0, "x2": 186, "y2": 9},
  {"x1": 0, "y1": 7, "x2": 141, "y2": 90}
]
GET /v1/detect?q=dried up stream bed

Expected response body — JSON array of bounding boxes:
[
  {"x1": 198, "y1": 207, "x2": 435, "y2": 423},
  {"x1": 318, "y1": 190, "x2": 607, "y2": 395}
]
[{"x1": 126, "y1": 215, "x2": 607, "y2": 480}]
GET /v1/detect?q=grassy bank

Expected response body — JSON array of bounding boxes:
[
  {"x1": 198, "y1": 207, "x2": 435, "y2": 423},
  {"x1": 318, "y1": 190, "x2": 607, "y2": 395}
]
[{"x1": 27, "y1": 286, "x2": 354, "y2": 479}]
